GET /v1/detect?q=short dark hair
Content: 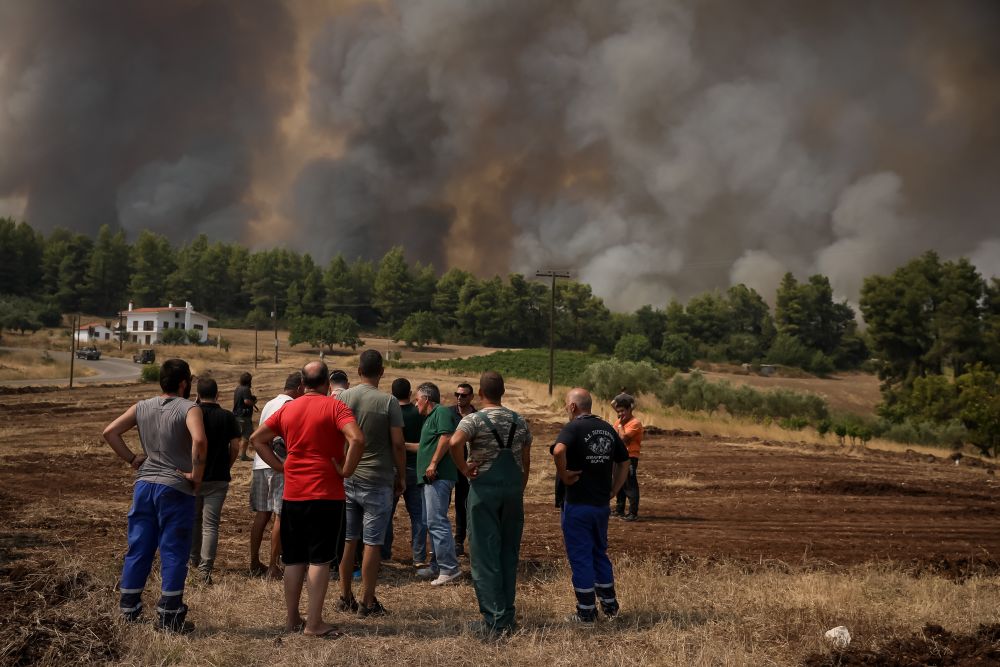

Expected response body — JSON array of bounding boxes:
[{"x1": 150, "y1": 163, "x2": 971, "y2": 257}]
[
  {"x1": 416, "y1": 382, "x2": 440, "y2": 404},
  {"x1": 329, "y1": 369, "x2": 349, "y2": 387},
  {"x1": 479, "y1": 372, "x2": 504, "y2": 402},
  {"x1": 457, "y1": 382, "x2": 473, "y2": 394},
  {"x1": 196, "y1": 377, "x2": 218, "y2": 399},
  {"x1": 391, "y1": 378, "x2": 411, "y2": 401},
  {"x1": 302, "y1": 361, "x2": 329, "y2": 390},
  {"x1": 283, "y1": 372, "x2": 303, "y2": 392},
  {"x1": 238, "y1": 372, "x2": 252, "y2": 387},
  {"x1": 358, "y1": 349, "x2": 384, "y2": 378},
  {"x1": 160, "y1": 359, "x2": 192, "y2": 393},
  {"x1": 612, "y1": 392, "x2": 635, "y2": 410}
]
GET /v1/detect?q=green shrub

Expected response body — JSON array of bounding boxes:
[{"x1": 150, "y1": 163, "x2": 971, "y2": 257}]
[
  {"x1": 613, "y1": 333, "x2": 652, "y2": 362},
  {"x1": 391, "y1": 348, "x2": 605, "y2": 387},
  {"x1": 580, "y1": 359, "x2": 664, "y2": 400},
  {"x1": 661, "y1": 334, "x2": 695, "y2": 371},
  {"x1": 765, "y1": 333, "x2": 812, "y2": 368},
  {"x1": 160, "y1": 328, "x2": 187, "y2": 345},
  {"x1": 186, "y1": 329, "x2": 203, "y2": 345},
  {"x1": 140, "y1": 365, "x2": 160, "y2": 383}
]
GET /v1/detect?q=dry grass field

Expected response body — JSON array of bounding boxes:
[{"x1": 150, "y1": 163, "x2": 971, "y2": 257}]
[
  {"x1": 0, "y1": 348, "x2": 96, "y2": 382},
  {"x1": 3, "y1": 342, "x2": 1000, "y2": 665}
]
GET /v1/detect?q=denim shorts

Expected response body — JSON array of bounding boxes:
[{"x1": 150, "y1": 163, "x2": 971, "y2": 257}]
[{"x1": 344, "y1": 478, "x2": 393, "y2": 546}]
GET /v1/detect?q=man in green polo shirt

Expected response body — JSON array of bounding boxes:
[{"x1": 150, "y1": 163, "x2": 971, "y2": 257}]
[{"x1": 414, "y1": 381, "x2": 461, "y2": 585}]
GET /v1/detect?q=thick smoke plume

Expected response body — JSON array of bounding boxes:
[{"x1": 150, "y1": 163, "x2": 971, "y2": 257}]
[{"x1": 1, "y1": 0, "x2": 998, "y2": 309}]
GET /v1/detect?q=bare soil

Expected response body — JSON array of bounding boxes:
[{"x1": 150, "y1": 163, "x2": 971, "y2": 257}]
[{"x1": 2, "y1": 372, "x2": 999, "y2": 665}]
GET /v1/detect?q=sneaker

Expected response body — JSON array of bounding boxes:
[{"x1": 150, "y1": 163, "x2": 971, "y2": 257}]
[
  {"x1": 565, "y1": 612, "x2": 597, "y2": 624},
  {"x1": 415, "y1": 566, "x2": 438, "y2": 579},
  {"x1": 430, "y1": 571, "x2": 462, "y2": 586},
  {"x1": 623, "y1": 514, "x2": 638, "y2": 522},
  {"x1": 336, "y1": 595, "x2": 359, "y2": 613},
  {"x1": 612, "y1": 510, "x2": 626, "y2": 519},
  {"x1": 357, "y1": 598, "x2": 387, "y2": 618},
  {"x1": 352, "y1": 568, "x2": 362, "y2": 581},
  {"x1": 239, "y1": 455, "x2": 253, "y2": 462}
]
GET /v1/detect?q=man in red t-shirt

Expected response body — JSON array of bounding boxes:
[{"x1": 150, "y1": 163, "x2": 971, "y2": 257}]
[{"x1": 252, "y1": 361, "x2": 364, "y2": 637}]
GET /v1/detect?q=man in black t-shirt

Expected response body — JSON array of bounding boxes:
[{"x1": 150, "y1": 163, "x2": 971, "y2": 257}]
[
  {"x1": 192, "y1": 377, "x2": 242, "y2": 583},
  {"x1": 233, "y1": 372, "x2": 257, "y2": 461},
  {"x1": 550, "y1": 387, "x2": 629, "y2": 623}
]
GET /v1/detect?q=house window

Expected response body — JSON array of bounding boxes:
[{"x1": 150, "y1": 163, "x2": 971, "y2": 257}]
[
  {"x1": 143, "y1": 320, "x2": 154, "y2": 331},
  {"x1": 104, "y1": 333, "x2": 110, "y2": 340},
  {"x1": 180, "y1": 323, "x2": 185, "y2": 330},
  {"x1": 132, "y1": 321, "x2": 138, "y2": 331},
  {"x1": 193, "y1": 324, "x2": 204, "y2": 331},
  {"x1": 163, "y1": 322, "x2": 169, "y2": 329},
  {"x1": 175, "y1": 311, "x2": 180, "y2": 318}
]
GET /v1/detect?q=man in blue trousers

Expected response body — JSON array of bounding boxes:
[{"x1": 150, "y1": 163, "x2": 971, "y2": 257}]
[
  {"x1": 550, "y1": 387, "x2": 629, "y2": 623},
  {"x1": 103, "y1": 359, "x2": 207, "y2": 633}
]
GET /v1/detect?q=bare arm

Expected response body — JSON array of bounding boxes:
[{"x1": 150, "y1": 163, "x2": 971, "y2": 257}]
[
  {"x1": 339, "y1": 422, "x2": 365, "y2": 478},
  {"x1": 391, "y1": 426, "x2": 406, "y2": 496},
  {"x1": 404, "y1": 441, "x2": 420, "y2": 454},
  {"x1": 552, "y1": 442, "x2": 581, "y2": 486},
  {"x1": 182, "y1": 406, "x2": 208, "y2": 490},
  {"x1": 449, "y1": 429, "x2": 478, "y2": 479},
  {"x1": 250, "y1": 423, "x2": 283, "y2": 471},
  {"x1": 102, "y1": 404, "x2": 145, "y2": 471},
  {"x1": 424, "y1": 433, "x2": 452, "y2": 481},
  {"x1": 610, "y1": 460, "x2": 629, "y2": 499}
]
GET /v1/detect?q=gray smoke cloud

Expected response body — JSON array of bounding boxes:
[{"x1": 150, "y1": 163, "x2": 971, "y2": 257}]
[{"x1": 2, "y1": 0, "x2": 999, "y2": 310}]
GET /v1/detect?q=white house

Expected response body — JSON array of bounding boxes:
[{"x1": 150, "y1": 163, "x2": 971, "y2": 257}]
[
  {"x1": 120, "y1": 301, "x2": 212, "y2": 345},
  {"x1": 74, "y1": 322, "x2": 115, "y2": 344}
]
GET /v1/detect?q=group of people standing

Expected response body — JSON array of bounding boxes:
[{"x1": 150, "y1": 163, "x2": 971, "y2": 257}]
[{"x1": 102, "y1": 350, "x2": 644, "y2": 638}]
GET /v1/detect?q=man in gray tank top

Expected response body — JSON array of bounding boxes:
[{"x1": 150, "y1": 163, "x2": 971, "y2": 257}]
[{"x1": 103, "y1": 359, "x2": 207, "y2": 633}]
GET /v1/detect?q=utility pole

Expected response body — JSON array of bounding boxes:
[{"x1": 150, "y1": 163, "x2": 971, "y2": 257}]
[
  {"x1": 535, "y1": 270, "x2": 571, "y2": 395},
  {"x1": 118, "y1": 313, "x2": 124, "y2": 352},
  {"x1": 254, "y1": 325, "x2": 258, "y2": 370},
  {"x1": 69, "y1": 314, "x2": 78, "y2": 389},
  {"x1": 272, "y1": 295, "x2": 279, "y2": 364}
]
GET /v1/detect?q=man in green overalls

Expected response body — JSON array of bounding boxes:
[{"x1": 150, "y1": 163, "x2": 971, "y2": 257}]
[{"x1": 449, "y1": 371, "x2": 533, "y2": 638}]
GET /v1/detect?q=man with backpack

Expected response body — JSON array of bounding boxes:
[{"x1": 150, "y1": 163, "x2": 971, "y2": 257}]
[{"x1": 448, "y1": 371, "x2": 532, "y2": 638}]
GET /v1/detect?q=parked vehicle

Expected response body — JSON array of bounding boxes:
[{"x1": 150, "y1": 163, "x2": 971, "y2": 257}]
[
  {"x1": 76, "y1": 347, "x2": 101, "y2": 360},
  {"x1": 133, "y1": 349, "x2": 156, "y2": 364}
]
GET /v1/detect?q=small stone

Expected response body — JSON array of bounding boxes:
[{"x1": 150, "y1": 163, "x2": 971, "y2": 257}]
[{"x1": 824, "y1": 626, "x2": 851, "y2": 648}]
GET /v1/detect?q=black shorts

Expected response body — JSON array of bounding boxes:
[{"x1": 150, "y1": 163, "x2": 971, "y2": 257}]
[{"x1": 280, "y1": 499, "x2": 344, "y2": 566}]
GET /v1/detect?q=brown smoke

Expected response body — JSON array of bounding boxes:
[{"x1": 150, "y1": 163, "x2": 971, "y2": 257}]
[{"x1": 1, "y1": 0, "x2": 998, "y2": 309}]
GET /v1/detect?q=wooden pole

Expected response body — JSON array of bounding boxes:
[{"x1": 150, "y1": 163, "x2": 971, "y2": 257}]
[
  {"x1": 69, "y1": 314, "x2": 77, "y2": 389},
  {"x1": 254, "y1": 325, "x2": 258, "y2": 370},
  {"x1": 535, "y1": 270, "x2": 570, "y2": 396}
]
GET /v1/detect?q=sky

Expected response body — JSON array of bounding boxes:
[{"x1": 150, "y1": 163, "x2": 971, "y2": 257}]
[{"x1": 1, "y1": 0, "x2": 998, "y2": 310}]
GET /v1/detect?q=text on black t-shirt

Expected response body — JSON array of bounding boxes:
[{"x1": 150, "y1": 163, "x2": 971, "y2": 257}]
[{"x1": 550, "y1": 414, "x2": 629, "y2": 506}]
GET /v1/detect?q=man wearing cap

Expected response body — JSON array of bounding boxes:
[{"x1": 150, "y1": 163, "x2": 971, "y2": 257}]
[
  {"x1": 551, "y1": 387, "x2": 629, "y2": 623},
  {"x1": 449, "y1": 371, "x2": 531, "y2": 637},
  {"x1": 612, "y1": 393, "x2": 644, "y2": 522}
]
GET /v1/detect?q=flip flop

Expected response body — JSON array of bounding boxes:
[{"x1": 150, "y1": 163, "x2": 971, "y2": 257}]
[{"x1": 303, "y1": 626, "x2": 343, "y2": 639}]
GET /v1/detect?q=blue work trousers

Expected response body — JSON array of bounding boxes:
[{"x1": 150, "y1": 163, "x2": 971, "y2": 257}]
[
  {"x1": 561, "y1": 502, "x2": 619, "y2": 619},
  {"x1": 119, "y1": 481, "x2": 195, "y2": 618}
]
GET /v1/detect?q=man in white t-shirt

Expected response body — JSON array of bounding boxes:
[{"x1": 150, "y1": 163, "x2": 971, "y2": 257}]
[{"x1": 249, "y1": 372, "x2": 303, "y2": 579}]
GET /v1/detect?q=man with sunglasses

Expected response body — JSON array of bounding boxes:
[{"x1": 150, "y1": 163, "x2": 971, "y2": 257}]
[{"x1": 449, "y1": 382, "x2": 476, "y2": 556}]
